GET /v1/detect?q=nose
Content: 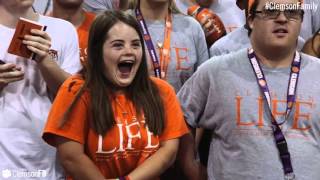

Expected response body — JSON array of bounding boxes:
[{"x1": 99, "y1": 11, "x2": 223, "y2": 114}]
[
  {"x1": 274, "y1": 11, "x2": 288, "y2": 23},
  {"x1": 124, "y1": 45, "x2": 134, "y2": 55}
]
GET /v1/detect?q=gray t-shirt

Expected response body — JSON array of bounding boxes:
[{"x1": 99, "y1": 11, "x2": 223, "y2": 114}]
[
  {"x1": 83, "y1": 0, "x2": 118, "y2": 13},
  {"x1": 128, "y1": 11, "x2": 209, "y2": 91},
  {"x1": 209, "y1": 26, "x2": 250, "y2": 57},
  {"x1": 178, "y1": 48, "x2": 320, "y2": 180}
]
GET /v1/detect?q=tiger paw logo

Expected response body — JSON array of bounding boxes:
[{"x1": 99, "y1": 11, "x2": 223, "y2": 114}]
[{"x1": 2, "y1": 169, "x2": 11, "y2": 178}]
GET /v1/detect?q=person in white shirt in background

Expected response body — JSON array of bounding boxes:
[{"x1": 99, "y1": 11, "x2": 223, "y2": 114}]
[{"x1": 0, "y1": 0, "x2": 81, "y2": 179}]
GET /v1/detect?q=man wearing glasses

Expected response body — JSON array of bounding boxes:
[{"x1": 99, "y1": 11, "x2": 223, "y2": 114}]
[
  {"x1": 209, "y1": 0, "x2": 319, "y2": 57},
  {"x1": 178, "y1": 0, "x2": 320, "y2": 179}
]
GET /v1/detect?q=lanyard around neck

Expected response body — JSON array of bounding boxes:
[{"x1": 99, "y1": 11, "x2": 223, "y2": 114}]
[
  {"x1": 247, "y1": 48, "x2": 301, "y2": 180},
  {"x1": 247, "y1": 48, "x2": 301, "y2": 125},
  {"x1": 134, "y1": 8, "x2": 172, "y2": 79}
]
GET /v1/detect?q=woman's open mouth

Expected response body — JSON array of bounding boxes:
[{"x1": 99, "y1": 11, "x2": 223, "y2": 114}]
[{"x1": 118, "y1": 60, "x2": 134, "y2": 77}]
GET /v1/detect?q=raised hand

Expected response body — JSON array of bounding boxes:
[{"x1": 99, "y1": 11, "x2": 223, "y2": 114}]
[{"x1": 22, "y1": 29, "x2": 52, "y2": 63}]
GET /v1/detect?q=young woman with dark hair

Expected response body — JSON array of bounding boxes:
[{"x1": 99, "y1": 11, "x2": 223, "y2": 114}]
[{"x1": 42, "y1": 10, "x2": 189, "y2": 180}]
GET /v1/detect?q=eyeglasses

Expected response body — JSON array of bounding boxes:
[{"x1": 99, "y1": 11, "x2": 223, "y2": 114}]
[{"x1": 254, "y1": 9, "x2": 304, "y2": 20}]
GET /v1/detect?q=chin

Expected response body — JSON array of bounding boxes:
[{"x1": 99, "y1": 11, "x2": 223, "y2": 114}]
[
  {"x1": 268, "y1": 41, "x2": 290, "y2": 49},
  {"x1": 116, "y1": 78, "x2": 135, "y2": 88}
]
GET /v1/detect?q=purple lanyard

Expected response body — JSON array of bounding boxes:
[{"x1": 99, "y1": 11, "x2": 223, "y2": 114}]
[
  {"x1": 134, "y1": 8, "x2": 162, "y2": 78},
  {"x1": 248, "y1": 48, "x2": 301, "y2": 180}
]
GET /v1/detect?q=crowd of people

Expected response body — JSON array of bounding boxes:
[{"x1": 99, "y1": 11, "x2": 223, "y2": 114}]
[{"x1": 0, "y1": 0, "x2": 319, "y2": 180}]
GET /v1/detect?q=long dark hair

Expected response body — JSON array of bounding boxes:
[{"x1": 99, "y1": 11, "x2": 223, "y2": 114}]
[{"x1": 62, "y1": 10, "x2": 165, "y2": 136}]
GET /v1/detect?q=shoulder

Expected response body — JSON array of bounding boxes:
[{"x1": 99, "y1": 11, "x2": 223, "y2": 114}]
[
  {"x1": 39, "y1": 15, "x2": 77, "y2": 33},
  {"x1": 210, "y1": 27, "x2": 250, "y2": 56},
  {"x1": 202, "y1": 48, "x2": 248, "y2": 71},
  {"x1": 173, "y1": 14, "x2": 202, "y2": 29},
  {"x1": 39, "y1": 15, "x2": 74, "y2": 27},
  {"x1": 173, "y1": 14, "x2": 196, "y2": 22},
  {"x1": 150, "y1": 77, "x2": 176, "y2": 95},
  {"x1": 299, "y1": 53, "x2": 320, "y2": 77},
  {"x1": 59, "y1": 75, "x2": 86, "y2": 95},
  {"x1": 301, "y1": 52, "x2": 320, "y2": 66},
  {"x1": 216, "y1": 27, "x2": 248, "y2": 44}
]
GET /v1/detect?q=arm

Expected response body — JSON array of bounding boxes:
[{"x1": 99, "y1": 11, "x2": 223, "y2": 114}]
[
  {"x1": 0, "y1": 63, "x2": 24, "y2": 92},
  {"x1": 177, "y1": 61, "x2": 213, "y2": 180},
  {"x1": 23, "y1": 29, "x2": 71, "y2": 95},
  {"x1": 128, "y1": 138, "x2": 179, "y2": 180},
  {"x1": 42, "y1": 77, "x2": 108, "y2": 179},
  {"x1": 195, "y1": 128, "x2": 204, "y2": 150},
  {"x1": 56, "y1": 136, "x2": 110, "y2": 180},
  {"x1": 177, "y1": 132, "x2": 207, "y2": 180}
]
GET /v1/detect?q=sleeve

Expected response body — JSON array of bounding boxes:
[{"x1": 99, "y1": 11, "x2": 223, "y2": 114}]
[
  {"x1": 42, "y1": 77, "x2": 89, "y2": 147},
  {"x1": 177, "y1": 63, "x2": 211, "y2": 128},
  {"x1": 58, "y1": 22, "x2": 82, "y2": 74},
  {"x1": 192, "y1": 18, "x2": 209, "y2": 68},
  {"x1": 209, "y1": 33, "x2": 232, "y2": 57},
  {"x1": 157, "y1": 80, "x2": 189, "y2": 142},
  {"x1": 209, "y1": 41, "x2": 228, "y2": 57}
]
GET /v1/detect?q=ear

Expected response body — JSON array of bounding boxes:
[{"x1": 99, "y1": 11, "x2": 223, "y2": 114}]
[{"x1": 247, "y1": 15, "x2": 254, "y2": 30}]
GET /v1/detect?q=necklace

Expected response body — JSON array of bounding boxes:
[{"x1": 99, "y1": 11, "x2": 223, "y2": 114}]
[
  {"x1": 115, "y1": 98, "x2": 128, "y2": 119},
  {"x1": 115, "y1": 97, "x2": 137, "y2": 125},
  {"x1": 157, "y1": 41, "x2": 163, "y2": 49}
]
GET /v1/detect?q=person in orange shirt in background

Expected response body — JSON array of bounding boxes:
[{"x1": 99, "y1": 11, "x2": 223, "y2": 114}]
[
  {"x1": 42, "y1": 10, "x2": 189, "y2": 180},
  {"x1": 51, "y1": 0, "x2": 95, "y2": 66}
]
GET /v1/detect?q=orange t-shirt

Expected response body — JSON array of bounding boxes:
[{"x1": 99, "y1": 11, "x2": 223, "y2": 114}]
[
  {"x1": 43, "y1": 75, "x2": 189, "y2": 179},
  {"x1": 77, "y1": 12, "x2": 95, "y2": 65}
]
